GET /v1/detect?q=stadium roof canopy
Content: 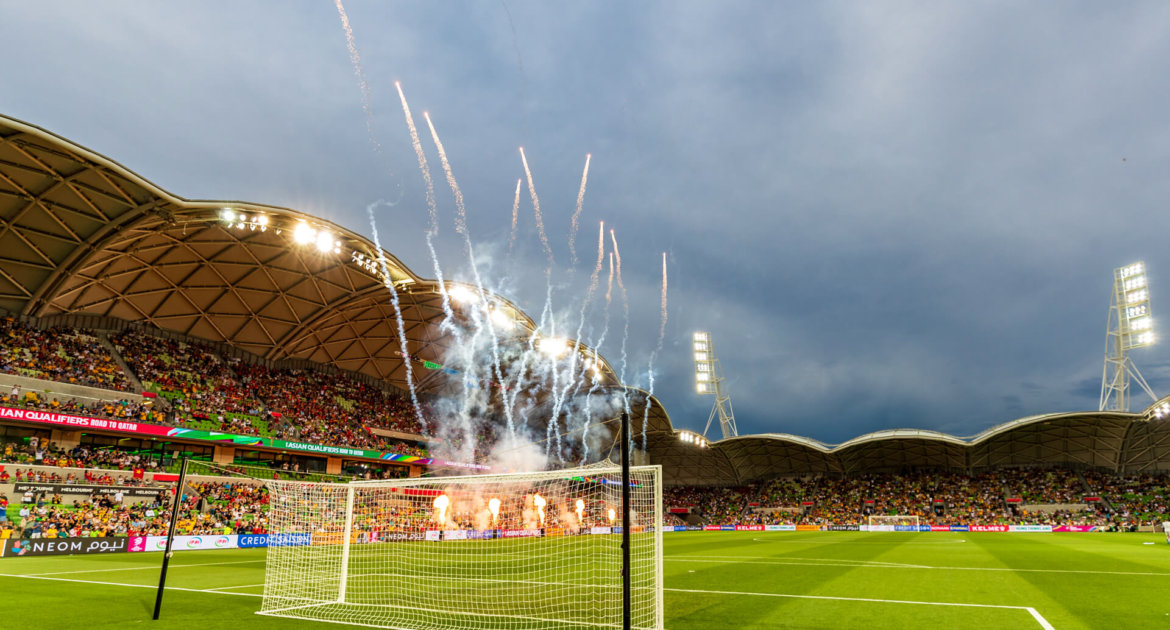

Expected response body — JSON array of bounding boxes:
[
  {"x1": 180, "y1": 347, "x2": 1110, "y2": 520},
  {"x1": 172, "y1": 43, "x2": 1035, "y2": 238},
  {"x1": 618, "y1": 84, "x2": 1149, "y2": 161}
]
[
  {"x1": 644, "y1": 401, "x2": 1170, "y2": 485},
  {"x1": 0, "y1": 114, "x2": 621, "y2": 396}
]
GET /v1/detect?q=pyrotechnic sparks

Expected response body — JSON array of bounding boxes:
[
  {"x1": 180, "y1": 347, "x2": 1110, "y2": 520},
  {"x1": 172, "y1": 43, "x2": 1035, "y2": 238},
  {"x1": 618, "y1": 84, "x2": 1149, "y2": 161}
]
[
  {"x1": 575, "y1": 499, "x2": 585, "y2": 524},
  {"x1": 519, "y1": 147, "x2": 554, "y2": 266},
  {"x1": 609, "y1": 230, "x2": 632, "y2": 421},
  {"x1": 367, "y1": 203, "x2": 426, "y2": 431},
  {"x1": 533, "y1": 493, "x2": 547, "y2": 527},
  {"x1": 507, "y1": 178, "x2": 521, "y2": 254},
  {"x1": 395, "y1": 81, "x2": 439, "y2": 236},
  {"x1": 643, "y1": 251, "x2": 668, "y2": 450},
  {"x1": 422, "y1": 109, "x2": 516, "y2": 437},
  {"x1": 333, "y1": 0, "x2": 380, "y2": 154},
  {"x1": 396, "y1": 81, "x2": 460, "y2": 351},
  {"x1": 433, "y1": 494, "x2": 450, "y2": 524},
  {"x1": 488, "y1": 497, "x2": 501, "y2": 525},
  {"x1": 568, "y1": 153, "x2": 592, "y2": 265},
  {"x1": 423, "y1": 111, "x2": 468, "y2": 238}
]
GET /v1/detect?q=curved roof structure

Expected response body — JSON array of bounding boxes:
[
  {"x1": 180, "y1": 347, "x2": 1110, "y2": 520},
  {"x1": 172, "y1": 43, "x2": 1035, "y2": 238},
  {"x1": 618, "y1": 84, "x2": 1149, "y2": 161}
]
[
  {"x1": 645, "y1": 404, "x2": 1170, "y2": 485},
  {"x1": 0, "y1": 114, "x2": 620, "y2": 395}
]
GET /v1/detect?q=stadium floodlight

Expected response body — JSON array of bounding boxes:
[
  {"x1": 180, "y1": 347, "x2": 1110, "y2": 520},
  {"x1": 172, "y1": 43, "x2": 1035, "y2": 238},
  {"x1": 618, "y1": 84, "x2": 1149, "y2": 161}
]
[
  {"x1": 538, "y1": 337, "x2": 570, "y2": 358},
  {"x1": 677, "y1": 430, "x2": 707, "y2": 448},
  {"x1": 220, "y1": 208, "x2": 235, "y2": 222},
  {"x1": 293, "y1": 221, "x2": 315, "y2": 245},
  {"x1": 448, "y1": 285, "x2": 478, "y2": 305},
  {"x1": 1101, "y1": 262, "x2": 1159, "y2": 412},
  {"x1": 260, "y1": 465, "x2": 664, "y2": 630},
  {"x1": 692, "y1": 331, "x2": 738, "y2": 440},
  {"x1": 488, "y1": 304, "x2": 514, "y2": 330},
  {"x1": 1151, "y1": 401, "x2": 1170, "y2": 419}
]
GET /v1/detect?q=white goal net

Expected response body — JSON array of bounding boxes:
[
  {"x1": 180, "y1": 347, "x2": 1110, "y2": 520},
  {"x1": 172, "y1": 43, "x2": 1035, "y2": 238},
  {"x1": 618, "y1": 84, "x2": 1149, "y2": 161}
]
[
  {"x1": 866, "y1": 515, "x2": 921, "y2": 531},
  {"x1": 259, "y1": 465, "x2": 663, "y2": 630}
]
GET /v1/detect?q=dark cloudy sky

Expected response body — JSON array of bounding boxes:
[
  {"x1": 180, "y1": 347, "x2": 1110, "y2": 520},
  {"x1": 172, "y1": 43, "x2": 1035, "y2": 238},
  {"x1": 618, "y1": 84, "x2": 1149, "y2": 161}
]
[{"x1": 4, "y1": 1, "x2": 1170, "y2": 443}]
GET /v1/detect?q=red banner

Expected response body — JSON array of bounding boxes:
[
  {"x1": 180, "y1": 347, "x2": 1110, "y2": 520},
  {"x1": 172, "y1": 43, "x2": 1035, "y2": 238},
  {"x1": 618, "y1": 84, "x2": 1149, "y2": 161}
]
[
  {"x1": 735, "y1": 525, "x2": 764, "y2": 531},
  {"x1": 970, "y1": 525, "x2": 1009, "y2": 532},
  {"x1": 930, "y1": 525, "x2": 950, "y2": 531},
  {"x1": 703, "y1": 525, "x2": 722, "y2": 531}
]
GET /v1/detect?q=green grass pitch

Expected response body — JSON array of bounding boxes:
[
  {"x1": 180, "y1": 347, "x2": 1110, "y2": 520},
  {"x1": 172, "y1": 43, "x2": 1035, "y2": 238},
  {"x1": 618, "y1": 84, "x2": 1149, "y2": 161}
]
[{"x1": 2, "y1": 532, "x2": 1167, "y2": 629}]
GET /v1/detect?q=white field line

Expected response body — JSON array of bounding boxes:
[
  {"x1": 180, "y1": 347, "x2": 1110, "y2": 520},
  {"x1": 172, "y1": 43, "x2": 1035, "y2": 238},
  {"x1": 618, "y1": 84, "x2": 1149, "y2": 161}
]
[
  {"x1": 668, "y1": 587, "x2": 1054, "y2": 629},
  {"x1": 1027, "y1": 607, "x2": 1057, "y2": 630},
  {"x1": 666, "y1": 555, "x2": 1170, "y2": 577},
  {"x1": 22, "y1": 558, "x2": 264, "y2": 576},
  {"x1": 673, "y1": 554, "x2": 930, "y2": 568},
  {"x1": 0, "y1": 571, "x2": 1054, "y2": 629},
  {"x1": 205, "y1": 582, "x2": 266, "y2": 591},
  {"x1": 0, "y1": 573, "x2": 261, "y2": 596}
]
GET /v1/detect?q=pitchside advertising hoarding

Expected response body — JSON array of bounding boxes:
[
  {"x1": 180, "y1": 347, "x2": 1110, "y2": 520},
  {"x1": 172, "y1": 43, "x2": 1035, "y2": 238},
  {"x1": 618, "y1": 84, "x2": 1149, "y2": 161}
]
[
  {"x1": 0, "y1": 404, "x2": 486, "y2": 471},
  {"x1": 2, "y1": 537, "x2": 127, "y2": 557},
  {"x1": 14, "y1": 482, "x2": 164, "y2": 497}
]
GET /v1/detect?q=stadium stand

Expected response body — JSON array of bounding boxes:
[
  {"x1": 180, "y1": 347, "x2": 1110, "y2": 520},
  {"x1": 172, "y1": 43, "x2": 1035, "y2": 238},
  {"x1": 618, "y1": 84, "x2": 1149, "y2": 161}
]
[{"x1": 0, "y1": 317, "x2": 130, "y2": 392}]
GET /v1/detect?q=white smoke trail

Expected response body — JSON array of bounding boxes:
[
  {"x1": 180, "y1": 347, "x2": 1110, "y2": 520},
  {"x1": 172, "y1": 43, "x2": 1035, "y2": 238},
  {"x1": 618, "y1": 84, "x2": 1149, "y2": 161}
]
[
  {"x1": 519, "y1": 147, "x2": 554, "y2": 266},
  {"x1": 568, "y1": 153, "x2": 592, "y2": 265},
  {"x1": 642, "y1": 252, "x2": 668, "y2": 451},
  {"x1": 366, "y1": 202, "x2": 427, "y2": 432},
  {"x1": 608, "y1": 230, "x2": 633, "y2": 433},
  {"x1": 394, "y1": 81, "x2": 461, "y2": 344},
  {"x1": 423, "y1": 110, "x2": 517, "y2": 438},
  {"x1": 507, "y1": 178, "x2": 521, "y2": 255},
  {"x1": 334, "y1": 0, "x2": 381, "y2": 154}
]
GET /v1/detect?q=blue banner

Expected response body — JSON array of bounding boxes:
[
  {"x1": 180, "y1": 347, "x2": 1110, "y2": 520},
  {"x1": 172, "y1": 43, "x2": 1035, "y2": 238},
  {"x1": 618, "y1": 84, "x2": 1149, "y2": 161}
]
[
  {"x1": 949, "y1": 525, "x2": 970, "y2": 532},
  {"x1": 267, "y1": 533, "x2": 312, "y2": 547},
  {"x1": 894, "y1": 525, "x2": 918, "y2": 532},
  {"x1": 720, "y1": 525, "x2": 736, "y2": 531},
  {"x1": 237, "y1": 534, "x2": 269, "y2": 548}
]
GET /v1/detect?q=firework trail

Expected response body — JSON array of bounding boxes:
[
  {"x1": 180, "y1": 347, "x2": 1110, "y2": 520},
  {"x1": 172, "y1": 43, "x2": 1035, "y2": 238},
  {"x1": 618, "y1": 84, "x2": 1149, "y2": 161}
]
[
  {"x1": 334, "y1": 0, "x2": 381, "y2": 154},
  {"x1": 580, "y1": 251, "x2": 616, "y2": 465},
  {"x1": 554, "y1": 220, "x2": 608, "y2": 450},
  {"x1": 507, "y1": 178, "x2": 521, "y2": 255},
  {"x1": 642, "y1": 252, "x2": 668, "y2": 451},
  {"x1": 396, "y1": 82, "x2": 440, "y2": 236},
  {"x1": 423, "y1": 110, "x2": 517, "y2": 437},
  {"x1": 519, "y1": 147, "x2": 554, "y2": 266},
  {"x1": 367, "y1": 203, "x2": 426, "y2": 432},
  {"x1": 395, "y1": 82, "x2": 460, "y2": 343},
  {"x1": 608, "y1": 230, "x2": 633, "y2": 429},
  {"x1": 568, "y1": 153, "x2": 592, "y2": 265},
  {"x1": 423, "y1": 112, "x2": 468, "y2": 239}
]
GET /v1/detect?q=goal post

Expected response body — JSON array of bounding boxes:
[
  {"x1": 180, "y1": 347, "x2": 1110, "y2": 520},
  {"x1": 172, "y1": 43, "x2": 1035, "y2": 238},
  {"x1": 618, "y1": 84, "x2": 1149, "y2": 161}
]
[
  {"x1": 259, "y1": 465, "x2": 664, "y2": 630},
  {"x1": 866, "y1": 515, "x2": 921, "y2": 532}
]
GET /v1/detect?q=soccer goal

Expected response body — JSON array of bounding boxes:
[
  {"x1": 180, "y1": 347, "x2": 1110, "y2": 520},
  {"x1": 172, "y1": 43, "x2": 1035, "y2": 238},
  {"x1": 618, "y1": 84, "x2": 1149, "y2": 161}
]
[
  {"x1": 866, "y1": 515, "x2": 921, "y2": 532},
  {"x1": 259, "y1": 465, "x2": 663, "y2": 630}
]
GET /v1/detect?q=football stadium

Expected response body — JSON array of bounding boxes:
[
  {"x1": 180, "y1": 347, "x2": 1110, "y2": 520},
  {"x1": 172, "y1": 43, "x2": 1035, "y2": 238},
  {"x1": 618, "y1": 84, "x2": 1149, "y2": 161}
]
[{"x1": 0, "y1": 113, "x2": 1168, "y2": 630}]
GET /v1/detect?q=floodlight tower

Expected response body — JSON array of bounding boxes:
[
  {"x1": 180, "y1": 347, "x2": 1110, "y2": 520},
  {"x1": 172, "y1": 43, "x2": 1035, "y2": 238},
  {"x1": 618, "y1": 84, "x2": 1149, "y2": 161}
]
[
  {"x1": 692, "y1": 331, "x2": 738, "y2": 439},
  {"x1": 1100, "y1": 262, "x2": 1158, "y2": 412}
]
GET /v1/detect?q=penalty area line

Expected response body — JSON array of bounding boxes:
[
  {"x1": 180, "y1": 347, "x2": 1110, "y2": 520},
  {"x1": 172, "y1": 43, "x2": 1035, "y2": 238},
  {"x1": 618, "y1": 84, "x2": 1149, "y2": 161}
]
[
  {"x1": 0, "y1": 573, "x2": 262, "y2": 597},
  {"x1": 666, "y1": 587, "x2": 1054, "y2": 629}
]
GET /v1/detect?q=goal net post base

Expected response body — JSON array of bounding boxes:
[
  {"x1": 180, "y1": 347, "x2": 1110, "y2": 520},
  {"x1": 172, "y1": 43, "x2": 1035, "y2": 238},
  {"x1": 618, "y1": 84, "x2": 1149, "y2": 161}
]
[{"x1": 260, "y1": 465, "x2": 663, "y2": 630}]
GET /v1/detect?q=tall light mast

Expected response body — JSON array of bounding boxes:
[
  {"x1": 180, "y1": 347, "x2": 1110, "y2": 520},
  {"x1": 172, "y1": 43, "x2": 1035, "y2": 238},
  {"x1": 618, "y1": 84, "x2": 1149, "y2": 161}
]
[
  {"x1": 692, "y1": 331, "x2": 738, "y2": 439},
  {"x1": 1100, "y1": 262, "x2": 1158, "y2": 412}
]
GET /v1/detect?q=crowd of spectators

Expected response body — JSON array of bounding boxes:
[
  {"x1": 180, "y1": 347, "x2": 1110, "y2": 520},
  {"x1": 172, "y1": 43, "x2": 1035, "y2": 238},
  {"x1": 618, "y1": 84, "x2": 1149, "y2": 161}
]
[
  {"x1": 664, "y1": 469, "x2": 1168, "y2": 529},
  {"x1": 0, "y1": 317, "x2": 130, "y2": 391},
  {"x1": 2, "y1": 441, "x2": 161, "y2": 475},
  {"x1": 2, "y1": 479, "x2": 269, "y2": 539},
  {"x1": 0, "y1": 391, "x2": 167, "y2": 425}
]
